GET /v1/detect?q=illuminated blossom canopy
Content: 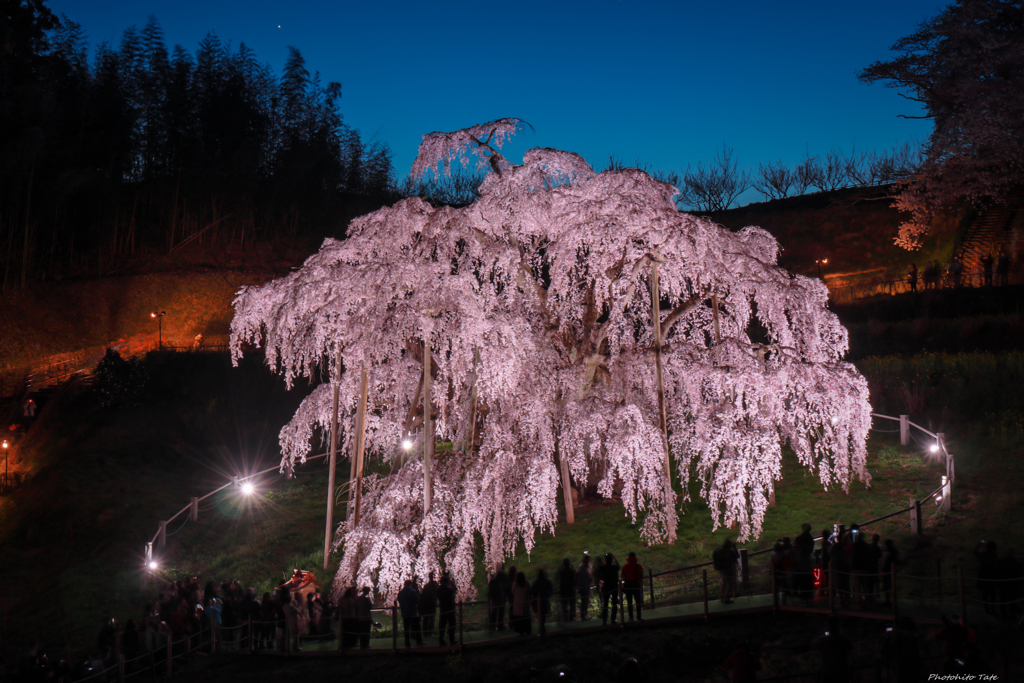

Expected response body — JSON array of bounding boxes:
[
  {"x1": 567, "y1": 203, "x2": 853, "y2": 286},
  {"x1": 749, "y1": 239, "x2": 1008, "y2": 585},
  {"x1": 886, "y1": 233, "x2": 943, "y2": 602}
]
[{"x1": 231, "y1": 119, "x2": 871, "y2": 600}]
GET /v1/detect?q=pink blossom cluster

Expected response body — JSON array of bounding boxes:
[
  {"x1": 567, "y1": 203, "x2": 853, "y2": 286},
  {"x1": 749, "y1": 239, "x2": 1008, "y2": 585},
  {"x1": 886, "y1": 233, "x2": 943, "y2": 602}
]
[{"x1": 231, "y1": 121, "x2": 871, "y2": 601}]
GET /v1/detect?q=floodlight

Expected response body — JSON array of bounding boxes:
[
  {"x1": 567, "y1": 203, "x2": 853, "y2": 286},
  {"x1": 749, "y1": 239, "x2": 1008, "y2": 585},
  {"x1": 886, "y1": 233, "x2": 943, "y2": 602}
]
[
  {"x1": 241, "y1": 481, "x2": 255, "y2": 495},
  {"x1": 148, "y1": 561, "x2": 158, "y2": 570},
  {"x1": 929, "y1": 443, "x2": 939, "y2": 453}
]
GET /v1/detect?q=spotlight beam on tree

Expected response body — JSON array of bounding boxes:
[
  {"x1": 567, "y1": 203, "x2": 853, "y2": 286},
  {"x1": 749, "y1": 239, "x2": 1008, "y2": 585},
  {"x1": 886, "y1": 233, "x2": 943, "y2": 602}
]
[{"x1": 230, "y1": 118, "x2": 871, "y2": 600}]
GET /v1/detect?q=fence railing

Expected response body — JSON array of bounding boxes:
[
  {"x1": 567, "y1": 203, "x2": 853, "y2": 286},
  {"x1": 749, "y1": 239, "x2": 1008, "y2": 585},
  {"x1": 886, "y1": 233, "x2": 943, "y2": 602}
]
[{"x1": 46, "y1": 410, "x2": 970, "y2": 679}]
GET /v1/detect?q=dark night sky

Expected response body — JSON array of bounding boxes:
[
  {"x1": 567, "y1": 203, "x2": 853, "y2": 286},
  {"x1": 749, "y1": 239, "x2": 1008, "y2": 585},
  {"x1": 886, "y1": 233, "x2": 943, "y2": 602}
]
[{"x1": 48, "y1": 0, "x2": 948, "y2": 200}]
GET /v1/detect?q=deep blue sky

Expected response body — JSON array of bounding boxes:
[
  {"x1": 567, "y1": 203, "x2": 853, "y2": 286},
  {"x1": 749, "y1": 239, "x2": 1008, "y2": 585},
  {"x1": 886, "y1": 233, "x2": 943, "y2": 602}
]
[{"x1": 48, "y1": 0, "x2": 948, "y2": 201}]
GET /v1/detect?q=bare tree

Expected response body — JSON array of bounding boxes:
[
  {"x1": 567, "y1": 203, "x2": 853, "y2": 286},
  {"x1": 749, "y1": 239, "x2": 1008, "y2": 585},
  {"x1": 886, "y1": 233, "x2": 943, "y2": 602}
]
[
  {"x1": 794, "y1": 155, "x2": 819, "y2": 195},
  {"x1": 754, "y1": 160, "x2": 796, "y2": 201},
  {"x1": 812, "y1": 150, "x2": 848, "y2": 192},
  {"x1": 679, "y1": 145, "x2": 751, "y2": 212}
]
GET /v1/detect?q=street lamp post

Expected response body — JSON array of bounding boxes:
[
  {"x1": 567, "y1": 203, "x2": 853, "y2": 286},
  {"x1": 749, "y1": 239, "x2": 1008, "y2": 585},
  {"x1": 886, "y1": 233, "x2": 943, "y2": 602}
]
[
  {"x1": 815, "y1": 258, "x2": 829, "y2": 280},
  {"x1": 151, "y1": 311, "x2": 166, "y2": 350}
]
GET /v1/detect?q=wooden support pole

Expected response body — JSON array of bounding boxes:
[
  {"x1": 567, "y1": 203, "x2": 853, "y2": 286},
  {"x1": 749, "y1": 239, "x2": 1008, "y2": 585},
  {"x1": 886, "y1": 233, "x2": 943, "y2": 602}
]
[
  {"x1": 650, "y1": 262, "x2": 676, "y2": 542},
  {"x1": 910, "y1": 500, "x2": 922, "y2": 535},
  {"x1": 560, "y1": 452, "x2": 575, "y2": 524},
  {"x1": 190, "y1": 497, "x2": 198, "y2": 522},
  {"x1": 423, "y1": 338, "x2": 433, "y2": 514},
  {"x1": 648, "y1": 566, "x2": 656, "y2": 610},
  {"x1": 941, "y1": 476, "x2": 951, "y2": 512},
  {"x1": 157, "y1": 521, "x2": 167, "y2": 549},
  {"x1": 324, "y1": 348, "x2": 342, "y2": 570},
  {"x1": 353, "y1": 362, "x2": 368, "y2": 526},
  {"x1": 899, "y1": 415, "x2": 909, "y2": 446}
]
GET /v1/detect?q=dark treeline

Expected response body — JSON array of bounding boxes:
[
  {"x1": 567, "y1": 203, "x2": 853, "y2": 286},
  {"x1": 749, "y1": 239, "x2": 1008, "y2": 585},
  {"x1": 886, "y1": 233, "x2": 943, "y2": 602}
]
[{"x1": 0, "y1": 2, "x2": 396, "y2": 290}]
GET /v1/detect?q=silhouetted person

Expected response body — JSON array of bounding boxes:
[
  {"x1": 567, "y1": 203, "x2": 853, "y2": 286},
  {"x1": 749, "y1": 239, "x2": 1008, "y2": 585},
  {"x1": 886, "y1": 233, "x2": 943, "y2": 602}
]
[
  {"x1": 949, "y1": 257, "x2": 963, "y2": 288},
  {"x1": 397, "y1": 580, "x2": 422, "y2": 648},
  {"x1": 531, "y1": 568, "x2": 553, "y2": 635},
  {"x1": 437, "y1": 576, "x2": 456, "y2": 646},
  {"x1": 576, "y1": 554, "x2": 593, "y2": 620},
  {"x1": 997, "y1": 249, "x2": 1011, "y2": 286},
  {"x1": 488, "y1": 565, "x2": 507, "y2": 631},
  {"x1": 557, "y1": 558, "x2": 576, "y2": 622},
  {"x1": 621, "y1": 552, "x2": 644, "y2": 621},
  {"x1": 419, "y1": 571, "x2": 438, "y2": 638},
  {"x1": 881, "y1": 538, "x2": 900, "y2": 604},
  {"x1": 981, "y1": 252, "x2": 994, "y2": 287},
  {"x1": 599, "y1": 552, "x2": 620, "y2": 625},
  {"x1": 907, "y1": 263, "x2": 918, "y2": 293},
  {"x1": 714, "y1": 539, "x2": 740, "y2": 604}
]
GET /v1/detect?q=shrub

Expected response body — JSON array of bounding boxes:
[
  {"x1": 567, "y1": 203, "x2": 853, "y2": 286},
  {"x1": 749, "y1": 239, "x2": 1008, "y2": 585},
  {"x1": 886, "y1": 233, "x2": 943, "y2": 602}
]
[{"x1": 93, "y1": 349, "x2": 149, "y2": 408}]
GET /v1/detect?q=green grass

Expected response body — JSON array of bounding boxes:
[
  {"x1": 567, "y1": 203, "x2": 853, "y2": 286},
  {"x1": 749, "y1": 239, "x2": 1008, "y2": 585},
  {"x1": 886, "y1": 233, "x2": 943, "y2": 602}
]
[{"x1": 2, "y1": 344, "x2": 1022, "y2": 663}]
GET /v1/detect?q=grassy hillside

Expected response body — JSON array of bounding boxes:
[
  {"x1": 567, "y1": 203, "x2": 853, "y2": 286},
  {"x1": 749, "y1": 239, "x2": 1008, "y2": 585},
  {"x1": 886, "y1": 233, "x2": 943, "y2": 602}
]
[{"x1": 710, "y1": 187, "x2": 963, "y2": 291}]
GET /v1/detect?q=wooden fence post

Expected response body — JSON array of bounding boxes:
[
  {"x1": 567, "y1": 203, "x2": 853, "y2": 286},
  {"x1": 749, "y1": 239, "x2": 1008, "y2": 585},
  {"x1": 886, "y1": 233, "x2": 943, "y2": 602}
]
[
  {"x1": 648, "y1": 567, "x2": 655, "y2": 610},
  {"x1": 941, "y1": 476, "x2": 951, "y2": 512},
  {"x1": 910, "y1": 500, "x2": 922, "y2": 535},
  {"x1": 899, "y1": 415, "x2": 909, "y2": 446},
  {"x1": 190, "y1": 497, "x2": 198, "y2": 522},
  {"x1": 739, "y1": 549, "x2": 749, "y2": 588},
  {"x1": 157, "y1": 522, "x2": 167, "y2": 549},
  {"x1": 702, "y1": 569, "x2": 709, "y2": 621},
  {"x1": 324, "y1": 348, "x2": 341, "y2": 569}
]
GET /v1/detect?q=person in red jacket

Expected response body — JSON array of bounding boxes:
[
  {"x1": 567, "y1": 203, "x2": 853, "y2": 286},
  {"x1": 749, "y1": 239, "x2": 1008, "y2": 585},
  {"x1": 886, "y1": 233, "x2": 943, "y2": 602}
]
[{"x1": 621, "y1": 552, "x2": 644, "y2": 621}]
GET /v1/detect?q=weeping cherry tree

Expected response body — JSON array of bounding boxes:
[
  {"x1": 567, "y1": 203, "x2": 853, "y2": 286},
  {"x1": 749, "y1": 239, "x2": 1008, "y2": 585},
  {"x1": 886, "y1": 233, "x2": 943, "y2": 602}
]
[{"x1": 230, "y1": 119, "x2": 872, "y2": 600}]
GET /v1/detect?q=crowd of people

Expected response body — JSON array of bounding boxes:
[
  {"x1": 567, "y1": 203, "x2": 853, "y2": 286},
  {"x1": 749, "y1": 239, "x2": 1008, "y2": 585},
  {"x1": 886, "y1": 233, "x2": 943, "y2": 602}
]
[
  {"x1": 480, "y1": 550, "x2": 647, "y2": 641},
  {"x1": 907, "y1": 248, "x2": 1013, "y2": 292},
  {"x1": 9, "y1": 526, "x2": 1022, "y2": 680}
]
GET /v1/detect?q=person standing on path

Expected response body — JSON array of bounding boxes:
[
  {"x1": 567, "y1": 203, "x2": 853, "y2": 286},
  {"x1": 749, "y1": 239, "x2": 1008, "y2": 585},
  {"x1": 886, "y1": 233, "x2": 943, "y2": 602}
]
[
  {"x1": 436, "y1": 576, "x2": 457, "y2": 646},
  {"x1": 576, "y1": 554, "x2": 592, "y2": 620},
  {"x1": 599, "y1": 552, "x2": 620, "y2": 625},
  {"x1": 713, "y1": 539, "x2": 740, "y2": 604},
  {"x1": 397, "y1": 580, "x2": 422, "y2": 648},
  {"x1": 419, "y1": 571, "x2": 439, "y2": 638},
  {"x1": 621, "y1": 552, "x2": 644, "y2": 621},
  {"x1": 557, "y1": 558, "x2": 576, "y2": 622}
]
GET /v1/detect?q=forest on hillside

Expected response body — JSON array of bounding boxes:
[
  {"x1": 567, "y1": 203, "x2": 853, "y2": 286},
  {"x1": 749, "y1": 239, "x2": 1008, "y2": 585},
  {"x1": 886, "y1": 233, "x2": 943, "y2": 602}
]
[{"x1": 0, "y1": 2, "x2": 397, "y2": 291}]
